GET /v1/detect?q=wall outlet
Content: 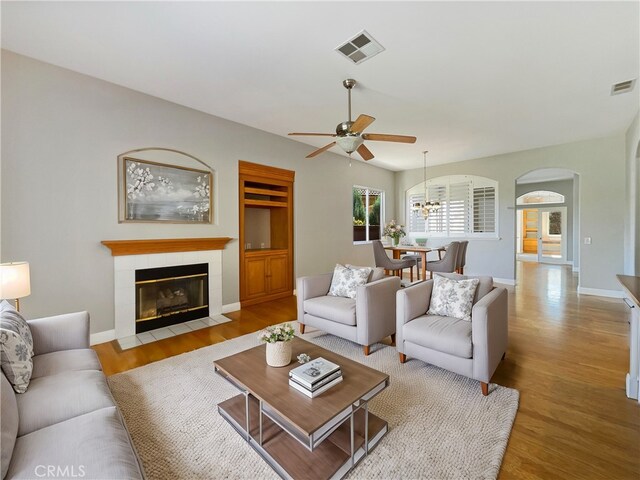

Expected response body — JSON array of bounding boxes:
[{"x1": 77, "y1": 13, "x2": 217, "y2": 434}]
[
  {"x1": 260, "y1": 243, "x2": 265, "y2": 249},
  {"x1": 584, "y1": 237, "x2": 592, "y2": 245}
]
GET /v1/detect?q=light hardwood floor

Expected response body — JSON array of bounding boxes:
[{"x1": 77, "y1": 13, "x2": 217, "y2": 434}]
[{"x1": 94, "y1": 262, "x2": 639, "y2": 479}]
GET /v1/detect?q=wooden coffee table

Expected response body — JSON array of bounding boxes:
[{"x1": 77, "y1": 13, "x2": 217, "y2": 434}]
[{"x1": 214, "y1": 337, "x2": 389, "y2": 479}]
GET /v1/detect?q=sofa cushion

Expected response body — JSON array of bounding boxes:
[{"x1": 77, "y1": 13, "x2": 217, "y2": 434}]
[
  {"x1": 304, "y1": 296, "x2": 357, "y2": 326},
  {"x1": 346, "y1": 265, "x2": 385, "y2": 283},
  {"x1": 428, "y1": 274, "x2": 479, "y2": 321},
  {"x1": 469, "y1": 276, "x2": 493, "y2": 304},
  {"x1": 0, "y1": 307, "x2": 34, "y2": 394},
  {"x1": 31, "y1": 349, "x2": 102, "y2": 379},
  {"x1": 403, "y1": 314, "x2": 473, "y2": 358},
  {"x1": 0, "y1": 301, "x2": 33, "y2": 357},
  {"x1": 436, "y1": 273, "x2": 493, "y2": 305},
  {"x1": 328, "y1": 264, "x2": 372, "y2": 299},
  {"x1": 1, "y1": 373, "x2": 18, "y2": 479},
  {"x1": 16, "y1": 370, "x2": 115, "y2": 436},
  {"x1": 6, "y1": 406, "x2": 144, "y2": 480}
]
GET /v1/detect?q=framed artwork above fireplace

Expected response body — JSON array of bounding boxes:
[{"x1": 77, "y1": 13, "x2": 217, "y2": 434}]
[{"x1": 118, "y1": 150, "x2": 213, "y2": 224}]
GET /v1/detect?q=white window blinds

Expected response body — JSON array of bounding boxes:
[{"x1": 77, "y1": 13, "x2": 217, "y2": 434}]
[
  {"x1": 408, "y1": 192, "x2": 426, "y2": 233},
  {"x1": 426, "y1": 184, "x2": 447, "y2": 233},
  {"x1": 406, "y1": 175, "x2": 498, "y2": 237},
  {"x1": 448, "y1": 181, "x2": 470, "y2": 234},
  {"x1": 473, "y1": 186, "x2": 496, "y2": 233}
]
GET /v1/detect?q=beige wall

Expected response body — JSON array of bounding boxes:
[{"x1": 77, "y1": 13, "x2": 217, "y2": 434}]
[
  {"x1": 1, "y1": 51, "x2": 396, "y2": 334},
  {"x1": 395, "y1": 135, "x2": 627, "y2": 291}
]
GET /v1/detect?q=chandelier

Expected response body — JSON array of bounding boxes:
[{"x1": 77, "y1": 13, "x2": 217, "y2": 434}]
[{"x1": 411, "y1": 150, "x2": 441, "y2": 218}]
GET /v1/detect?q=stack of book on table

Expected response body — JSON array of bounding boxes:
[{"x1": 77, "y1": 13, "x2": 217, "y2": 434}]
[{"x1": 288, "y1": 357, "x2": 342, "y2": 398}]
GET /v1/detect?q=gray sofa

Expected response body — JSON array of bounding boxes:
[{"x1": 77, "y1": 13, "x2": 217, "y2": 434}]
[
  {"x1": 1, "y1": 311, "x2": 144, "y2": 480},
  {"x1": 297, "y1": 268, "x2": 401, "y2": 355},
  {"x1": 396, "y1": 274, "x2": 508, "y2": 395}
]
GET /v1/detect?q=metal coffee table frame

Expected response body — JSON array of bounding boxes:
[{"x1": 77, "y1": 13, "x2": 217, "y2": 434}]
[{"x1": 215, "y1": 366, "x2": 389, "y2": 480}]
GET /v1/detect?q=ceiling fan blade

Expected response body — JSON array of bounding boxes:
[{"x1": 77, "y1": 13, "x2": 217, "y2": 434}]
[
  {"x1": 306, "y1": 142, "x2": 336, "y2": 158},
  {"x1": 350, "y1": 114, "x2": 376, "y2": 133},
  {"x1": 288, "y1": 132, "x2": 336, "y2": 137},
  {"x1": 362, "y1": 133, "x2": 417, "y2": 144},
  {"x1": 357, "y1": 144, "x2": 375, "y2": 161}
]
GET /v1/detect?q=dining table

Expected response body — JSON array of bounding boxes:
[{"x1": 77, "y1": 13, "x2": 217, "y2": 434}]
[{"x1": 383, "y1": 244, "x2": 445, "y2": 281}]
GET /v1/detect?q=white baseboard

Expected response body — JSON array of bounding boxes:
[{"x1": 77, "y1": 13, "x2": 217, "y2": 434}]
[
  {"x1": 577, "y1": 287, "x2": 623, "y2": 298},
  {"x1": 90, "y1": 329, "x2": 116, "y2": 346},
  {"x1": 221, "y1": 302, "x2": 241, "y2": 314},
  {"x1": 493, "y1": 277, "x2": 516, "y2": 286}
]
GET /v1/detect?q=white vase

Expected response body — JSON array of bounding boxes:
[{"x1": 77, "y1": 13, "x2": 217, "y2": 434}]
[{"x1": 265, "y1": 341, "x2": 292, "y2": 367}]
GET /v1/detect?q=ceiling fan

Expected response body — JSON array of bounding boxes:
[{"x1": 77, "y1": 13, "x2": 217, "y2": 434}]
[{"x1": 289, "y1": 79, "x2": 417, "y2": 161}]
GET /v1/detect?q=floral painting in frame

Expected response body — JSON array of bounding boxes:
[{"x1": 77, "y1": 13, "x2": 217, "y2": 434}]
[{"x1": 120, "y1": 157, "x2": 213, "y2": 223}]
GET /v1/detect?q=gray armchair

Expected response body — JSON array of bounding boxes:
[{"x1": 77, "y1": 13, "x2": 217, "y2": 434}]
[
  {"x1": 297, "y1": 268, "x2": 401, "y2": 355},
  {"x1": 396, "y1": 273, "x2": 508, "y2": 395}
]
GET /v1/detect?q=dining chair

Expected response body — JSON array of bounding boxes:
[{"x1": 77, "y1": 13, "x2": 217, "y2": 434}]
[
  {"x1": 425, "y1": 241, "x2": 460, "y2": 278},
  {"x1": 372, "y1": 240, "x2": 418, "y2": 281},
  {"x1": 456, "y1": 241, "x2": 469, "y2": 274},
  {"x1": 401, "y1": 253, "x2": 422, "y2": 280}
]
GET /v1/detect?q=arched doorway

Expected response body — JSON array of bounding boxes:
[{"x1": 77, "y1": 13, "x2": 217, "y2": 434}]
[{"x1": 515, "y1": 168, "x2": 580, "y2": 284}]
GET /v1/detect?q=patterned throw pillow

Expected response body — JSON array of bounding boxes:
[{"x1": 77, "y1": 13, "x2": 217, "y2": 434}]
[
  {"x1": 328, "y1": 264, "x2": 372, "y2": 299},
  {"x1": 427, "y1": 274, "x2": 480, "y2": 321},
  {"x1": 0, "y1": 301, "x2": 34, "y2": 393}
]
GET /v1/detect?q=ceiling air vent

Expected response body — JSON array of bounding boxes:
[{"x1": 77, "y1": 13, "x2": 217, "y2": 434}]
[
  {"x1": 611, "y1": 78, "x2": 636, "y2": 96},
  {"x1": 335, "y1": 30, "x2": 385, "y2": 65}
]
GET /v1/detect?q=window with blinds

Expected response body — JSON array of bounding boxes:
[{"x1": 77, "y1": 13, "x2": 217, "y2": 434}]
[
  {"x1": 426, "y1": 184, "x2": 447, "y2": 234},
  {"x1": 473, "y1": 186, "x2": 496, "y2": 233},
  {"x1": 448, "y1": 182, "x2": 470, "y2": 234},
  {"x1": 406, "y1": 175, "x2": 498, "y2": 238},
  {"x1": 408, "y1": 192, "x2": 426, "y2": 233}
]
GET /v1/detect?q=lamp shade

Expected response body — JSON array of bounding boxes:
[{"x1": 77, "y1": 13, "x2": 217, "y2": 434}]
[
  {"x1": 336, "y1": 135, "x2": 364, "y2": 154},
  {"x1": 0, "y1": 262, "x2": 31, "y2": 299}
]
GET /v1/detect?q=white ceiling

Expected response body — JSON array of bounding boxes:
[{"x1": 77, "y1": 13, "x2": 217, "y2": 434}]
[{"x1": 2, "y1": 1, "x2": 639, "y2": 171}]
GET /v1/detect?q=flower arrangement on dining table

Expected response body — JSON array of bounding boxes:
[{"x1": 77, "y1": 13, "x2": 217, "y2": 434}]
[{"x1": 383, "y1": 220, "x2": 406, "y2": 245}]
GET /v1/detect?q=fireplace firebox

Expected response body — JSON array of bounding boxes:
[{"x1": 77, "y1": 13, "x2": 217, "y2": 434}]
[{"x1": 135, "y1": 263, "x2": 209, "y2": 333}]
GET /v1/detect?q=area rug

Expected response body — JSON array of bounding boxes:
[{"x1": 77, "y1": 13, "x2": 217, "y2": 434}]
[{"x1": 108, "y1": 329, "x2": 519, "y2": 479}]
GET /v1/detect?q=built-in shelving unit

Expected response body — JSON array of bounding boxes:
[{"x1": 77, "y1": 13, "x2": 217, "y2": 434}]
[{"x1": 239, "y1": 161, "x2": 295, "y2": 307}]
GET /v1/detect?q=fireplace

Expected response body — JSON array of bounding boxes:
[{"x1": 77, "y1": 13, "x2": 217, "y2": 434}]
[{"x1": 135, "y1": 263, "x2": 209, "y2": 333}]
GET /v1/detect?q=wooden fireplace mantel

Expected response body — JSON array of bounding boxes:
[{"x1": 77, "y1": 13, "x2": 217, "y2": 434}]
[{"x1": 101, "y1": 237, "x2": 233, "y2": 256}]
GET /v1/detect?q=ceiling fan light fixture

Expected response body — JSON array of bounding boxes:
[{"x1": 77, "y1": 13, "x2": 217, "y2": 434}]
[{"x1": 336, "y1": 135, "x2": 364, "y2": 154}]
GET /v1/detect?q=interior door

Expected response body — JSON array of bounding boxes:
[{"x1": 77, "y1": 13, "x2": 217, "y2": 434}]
[
  {"x1": 537, "y1": 207, "x2": 567, "y2": 264},
  {"x1": 522, "y1": 209, "x2": 539, "y2": 254}
]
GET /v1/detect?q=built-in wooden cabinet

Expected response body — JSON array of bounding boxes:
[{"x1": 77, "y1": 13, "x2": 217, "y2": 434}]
[{"x1": 239, "y1": 161, "x2": 294, "y2": 307}]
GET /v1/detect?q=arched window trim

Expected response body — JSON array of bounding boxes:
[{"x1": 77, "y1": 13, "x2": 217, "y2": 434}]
[
  {"x1": 406, "y1": 175, "x2": 499, "y2": 239},
  {"x1": 516, "y1": 190, "x2": 565, "y2": 205}
]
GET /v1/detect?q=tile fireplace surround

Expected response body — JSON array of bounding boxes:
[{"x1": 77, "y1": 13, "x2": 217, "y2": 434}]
[{"x1": 102, "y1": 238, "x2": 232, "y2": 340}]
